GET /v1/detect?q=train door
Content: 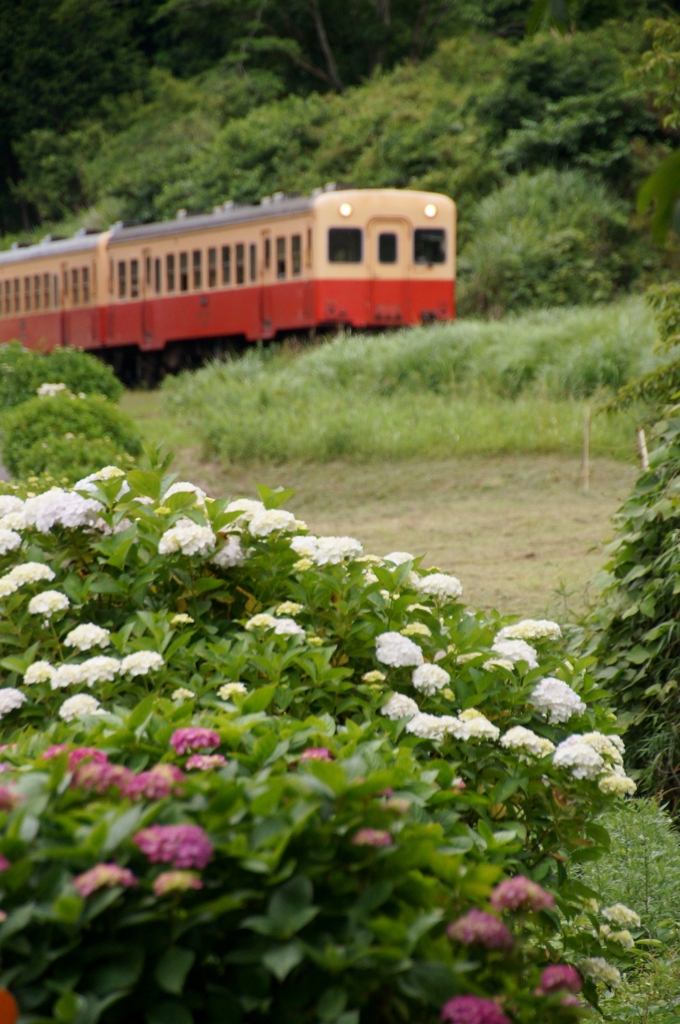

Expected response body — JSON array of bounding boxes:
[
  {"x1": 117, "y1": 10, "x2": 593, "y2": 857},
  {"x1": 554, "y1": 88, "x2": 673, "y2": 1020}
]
[
  {"x1": 62, "y1": 259, "x2": 97, "y2": 348},
  {"x1": 366, "y1": 218, "x2": 410, "y2": 326},
  {"x1": 142, "y1": 248, "x2": 154, "y2": 347},
  {"x1": 260, "y1": 229, "x2": 274, "y2": 338}
]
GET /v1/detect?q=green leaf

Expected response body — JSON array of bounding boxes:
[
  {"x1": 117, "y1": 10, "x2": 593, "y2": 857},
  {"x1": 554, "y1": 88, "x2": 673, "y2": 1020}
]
[
  {"x1": 242, "y1": 685, "x2": 277, "y2": 714},
  {"x1": 89, "y1": 946, "x2": 144, "y2": 995},
  {"x1": 53, "y1": 894, "x2": 83, "y2": 924},
  {"x1": 155, "y1": 947, "x2": 195, "y2": 996},
  {"x1": 262, "y1": 941, "x2": 304, "y2": 980},
  {"x1": 256, "y1": 485, "x2": 296, "y2": 509},
  {"x1": 267, "y1": 875, "x2": 319, "y2": 938},
  {"x1": 127, "y1": 469, "x2": 162, "y2": 499},
  {"x1": 638, "y1": 149, "x2": 680, "y2": 244},
  {"x1": 146, "y1": 999, "x2": 193, "y2": 1024}
]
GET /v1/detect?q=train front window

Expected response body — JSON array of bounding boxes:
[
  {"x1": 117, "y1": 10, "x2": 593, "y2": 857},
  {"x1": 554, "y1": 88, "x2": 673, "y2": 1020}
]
[
  {"x1": 328, "y1": 228, "x2": 362, "y2": 263},
  {"x1": 167, "y1": 254, "x2": 175, "y2": 292},
  {"x1": 193, "y1": 250, "x2": 202, "y2": 289},
  {"x1": 208, "y1": 248, "x2": 216, "y2": 287},
  {"x1": 118, "y1": 262, "x2": 126, "y2": 298},
  {"x1": 292, "y1": 235, "x2": 301, "y2": 276},
  {"x1": 378, "y1": 233, "x2": 397, "y2": 263},
  {"x1": 414, "y1": 229, "x2": 445, "y2": 264},
  {"x1": 180, "y1": 252, "x2": 188, "y2": 292},
  {"x1": 236, "y1": 244, "x2": 244, "y2": 285},
  {"x1": 276, "y1": 237, "x2": 286, "y2": 279},
  {"x1": 131, "y1": 259, "x2": 139, "y2": 298}
]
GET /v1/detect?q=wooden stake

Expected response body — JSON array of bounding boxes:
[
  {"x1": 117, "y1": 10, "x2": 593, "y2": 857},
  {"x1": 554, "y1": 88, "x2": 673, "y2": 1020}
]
[
  {"x1": 581, "y1": 408, "x2": 590, "y2": 492},
  {"x1": 637, "y1": 426, "x2": 649, "y2": 471}
]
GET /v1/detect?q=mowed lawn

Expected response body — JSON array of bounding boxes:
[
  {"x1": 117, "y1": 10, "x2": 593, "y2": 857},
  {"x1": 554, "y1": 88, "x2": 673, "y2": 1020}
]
[{"x1": 123, "y1": 390, "x2": 637, "y2": 616}]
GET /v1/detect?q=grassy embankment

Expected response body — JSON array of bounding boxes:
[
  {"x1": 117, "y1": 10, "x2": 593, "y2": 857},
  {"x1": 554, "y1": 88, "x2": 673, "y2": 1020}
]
[{"x1": 124, "y1": 299, "x2": 656, "y2": 614}]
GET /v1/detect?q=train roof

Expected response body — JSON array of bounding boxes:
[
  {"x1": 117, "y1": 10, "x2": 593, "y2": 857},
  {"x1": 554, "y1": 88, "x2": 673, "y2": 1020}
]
[{"x1": 0, "y1": 231, "x2": 100, "y2": 267}]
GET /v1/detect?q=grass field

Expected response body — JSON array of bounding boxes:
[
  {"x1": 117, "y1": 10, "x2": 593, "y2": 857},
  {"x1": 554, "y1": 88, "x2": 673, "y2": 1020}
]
[{"x1": 123, "y1": 390, "x2": 637, "y2": 615}]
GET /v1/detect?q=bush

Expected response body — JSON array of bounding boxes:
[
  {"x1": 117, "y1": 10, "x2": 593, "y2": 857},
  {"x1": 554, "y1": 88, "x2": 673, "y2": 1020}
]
[
  {"x1": 0, "y1": 343, "x2": 123, "y2": 411},
  {"x1": 0, "y1": 460, "x2": 644, "y2": 1022},
  {"x1": 1, "y1": 393, "x2": 141, "y2": 481}
]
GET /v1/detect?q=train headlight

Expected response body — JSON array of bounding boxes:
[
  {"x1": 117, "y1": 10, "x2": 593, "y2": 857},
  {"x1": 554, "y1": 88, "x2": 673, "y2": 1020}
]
[
  {"x1": 339, "y1": 203, "x2": 353, "y2": 217},
  {"x1": 424, "y1": 203, "x2": 437, "y2": 218}
]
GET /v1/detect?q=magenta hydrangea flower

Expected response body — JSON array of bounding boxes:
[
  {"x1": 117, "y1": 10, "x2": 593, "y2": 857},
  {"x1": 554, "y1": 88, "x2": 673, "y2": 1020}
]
[
  {"x1": 71, "y1": 761, "x2": 134, "y2": 794},
  {"x1": 186, "y1": 754, "x2": 226, "y2": 770},
  {"x1": 133, "y1": 824, "x2": 213, "y2": 869},
  {"x1": 447, "y1": 910, "x2": 514, "y2": 952},
  {"x1": 440, "y1": 996, "x2": 509, "y2": 1024},
  {"x1": 490, "y1": 876, "x2": 555, "y2": 913},
  {"x1": 538, "y1": 964, "x2": 582, "y2": 995},
  {"x1": 352, "y1": 828, "x2": 393, "y2": 847},
  {"x1": 124, "y1": 764, "x2": 185, "y2": 800},
  {"x1": 73, "y1": 862, "x2": 138, "y2": 897},
  {"x1": 42, "y1": 744, "x2": 69, "y2": 761},
  {"x1": 0, "y1": 785, "x2": 20, "y2": 811},
  {"x1": 170, "y1": 728, "x2": 220, "y2": 755},
  {"x1": 299, "y1": 747, "x2": 333, "y2": 762},
  {"x1": 68, "y1": 747, "x2": 108, "y2": 770},
  {"x1": 153, "y1": 870, "x2": 203, "y2": 896},
  {"x1": 0, "y1": 855, "x2": 10, "y2": 872}
]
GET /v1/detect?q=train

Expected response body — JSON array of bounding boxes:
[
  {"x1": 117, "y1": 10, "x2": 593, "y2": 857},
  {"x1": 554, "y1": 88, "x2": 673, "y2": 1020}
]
[{"x1": 0, "y1": 186, "x2": 456, "y2": 380}]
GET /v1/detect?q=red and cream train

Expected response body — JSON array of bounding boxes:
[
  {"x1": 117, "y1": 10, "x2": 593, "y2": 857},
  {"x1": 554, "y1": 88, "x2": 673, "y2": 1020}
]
[{"x1": 0, "y1": 187, "x2": 456, "y2": 377}]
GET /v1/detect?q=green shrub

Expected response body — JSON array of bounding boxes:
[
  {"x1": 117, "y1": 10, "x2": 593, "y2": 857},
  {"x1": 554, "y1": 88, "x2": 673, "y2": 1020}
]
[
  {"x1": 0, "y1": 342, "x2": 123, "y2": 411},
  {"x1": 0, "y1": 461, "x2": 644, "y2": 1021},
  {"x1": 1, "y1": 393, "x2": 141, "y2": 481}
]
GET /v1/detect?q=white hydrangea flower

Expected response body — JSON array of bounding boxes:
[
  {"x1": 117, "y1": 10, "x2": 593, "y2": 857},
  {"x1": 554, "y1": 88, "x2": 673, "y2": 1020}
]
[
  {"x1": 273, "y1": 617, "x2": 306, "y2": 636},
  {"x1": 449, "y1": 708, "x2": 500, "y2": 742},
  {"x1": 0, "y1": 511, "x2": 26, "y2": 531},
  {"x1": 0, "y1": 496, "x2": 24, "y2": 519},
  {"x1": 609, "y1": 734, "x2": 625, "y2": 755},
  {"x1": 170, "y1": 613, "x2": 194, "y2": 626},
  {"x1": 602, "y1": 903, "x2": 641, "y2": 928},
  {"x1": 158, "y1": 518, "x2": 216, "y2": 557},
  {"x1": 412, "y1": 663, "x2": 450, "y2": 695},
  {"x1": 120, "y1": 651, "x2": 164, "y2": 676},
  {"x1": 24, "y1": 661, "x2": 56, "y2": 686},
  {"x1": 59, "y1": 693, "x2": 103, "y2": 721},
  {"x1": 553, "y1": 735, "x2": 605, "y2": 779},
  {"x1": 416, "y1": 573, "x2": 463, "y2": 602},
  {"x1": 7, "y1": 562, "x2": 55, "y2": 587},
  {"x1": 384, "y1": 551, "x2": 415, "y2": 565},
  {"x1": 212, "y1": 535, "x2": 247, "y2": 568},
  {"x1": 0, "y1": 529, "x2": 22, "y2": 555},
  {"x1": 380, "y1": 693, "x2": 419, "y2": 720},
  {"x1": 28, "y1": 591, "x2": 70, "y2": 619},
  {"x1": 483, "y1": 657, "x2": 516, "y2": 671},
  {"x1": 530, "y1": 677, "x2": 586, "y2": 723},
  {"x1": 375, "y1": 631, "x2": 424, "y2": 668},
  {"x1": 491, "y1": 638, "x2": 538, "y2": 669},
  {"x1": 218, "y1": 681, "x2": 248, "y2": 699},
  {"x1": 290, "y1": 534, "x2": 363, "y2": 566},
  {"x1": 500, "y1": 726, "x2": 555, "y2": 758},
  {"x1": 224, "y1": 499, "x2": 266, "y2": 526},
  {"x1": 495, "y1": 619, "x2": 562, "y2": 643},
  {"x1": 609, "y1": 929, "x2": 634, "y2": 949},
  {"x1": 0, "y1": 687, "x2": 27, "y2": 716},
  {"x1": 457, "y1": 652, "x2": 483, "y2": 664},
  {"x1": 580, "y1": 957, "x2": 621, "y2": 988},
  {"x1": 293, "y1": 557, "x2": 313, "y2": 571},
  {"x1": 245, "y1": 613, "x2": 278, "y2": 631},
  {"x1": 37, "y1": 382, "x2": 68, "y2": 397},
  {"x1": 78, "y1": 656, "x2": 120, "y2": 686},
  {"x1": 598, "y1": 772, "x2": 636, "y2": 796},
  {"x1": 74, "y1": 466, "x2": 129, "y2": 498},
  {"x1": 248, "y1": 508, "x2": 297, "y2": 537},
  {"x1": 163, "y1": 481, "x2": 207, "y2": 507},
  {"x1": 581, "y1": 731, "x2": 624, "y2": 765},
  {"x1": 64, "y1": 623, "x2": 110, "y2": 652},
  {"x1": 172, "y1": 687, "x2": 195, "y2": 701},
  {"x1": 406, "y1": 603, "x2": 430, "y2": 614},
  {"x1": 0, "y1": 578, "x2": 17, "y2": 598},
  {"x1": 276, "y1": 602, "x2": 303, "y2": 616},
  {"x1": 23, "y1": 488, "x2": 102, "y2": 532},
  {"x1": 362, "y1": 670, "x2": 386, "y2": 683},
  {"x1": 52, "y1": 664, "x2": 87, "y2": 689},
  {"x1": 406, "y1": 713, "x2": 458, "y2": 741},
  {"x1": 401, "y1": 622, "x2": 431, "y2": 638}
]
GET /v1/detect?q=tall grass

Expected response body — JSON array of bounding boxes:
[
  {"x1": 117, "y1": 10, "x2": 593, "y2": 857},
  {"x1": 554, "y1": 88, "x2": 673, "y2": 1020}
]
[{"x1": 165, "y1": 299, "x2": 657, "y2": 463}]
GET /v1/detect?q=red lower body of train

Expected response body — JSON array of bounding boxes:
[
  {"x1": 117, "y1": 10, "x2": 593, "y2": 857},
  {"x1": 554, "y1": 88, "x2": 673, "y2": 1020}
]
[{"x1": 0, "y1": 278, "x2": 455, "y2": 356}]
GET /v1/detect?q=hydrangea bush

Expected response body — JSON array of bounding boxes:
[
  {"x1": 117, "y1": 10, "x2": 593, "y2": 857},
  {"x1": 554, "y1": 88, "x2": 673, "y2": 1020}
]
[{"x1": 0, "y1": 456, "x2": 641, "y2": 1024}]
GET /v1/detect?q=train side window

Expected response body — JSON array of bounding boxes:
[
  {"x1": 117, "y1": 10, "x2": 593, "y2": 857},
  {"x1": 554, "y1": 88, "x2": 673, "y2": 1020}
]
[
  {"x1": 208, "y1": 248, "x2": 216, "y2": 287},
  {"x1": 83, "y1": 267, "x2": 90, "y2": 304},
  {"x1": 155, "y1": 258, "x2": 161, "y2": 294},
  {"x1": 306, "y1": 228, "x2": 312, "y2": 268},
  {"x1": 167, "y1": 254, "x2": 175, "y2": 292},
  {"x1": 145, "y1": 256, "x2": 151, "y2": 287},
  {"x1": 53, "y1": 275, "x2": 59, "y2": 308},
  {"x1": 44, "y1": 273, "x2": 50, "y2": 309},
  {"x1": 291, "y1": 235, "x2": 301, "y2": 276},
  {"x1": 24, "y1": 277, "x2": 31, "y2": 312},
  {"x1": 108, "y1": 259, "x2": 114, "y2": 294},
  {"x1": 264, "y1": 238, "x2": 271, "y2": 270},
  {"x1": 72, "y1": 268, "x2": 80, "y2": 305},
  {"x1": 14, "y1": 280, "x2": 20, "y2": 313},
  {"x1": 3, "y1": 281, "x2": 9, "y2": 315},
  {"x1": 276, "y1": 237, "x2": 286, "y2": 279},
  {"x1": 236, "y1": 244, "x2": 244, "y2": 285},
  {"x1": 378, "y1": 233, "x2": 397, "y2": 263},
  {"x1": 221, "y1": 245, "x2": 231, "y2": 285},
  {"x1": 249, "y1": 243, "x2": 256, "y2": 282},
  {"x1": 328, "y1": 228, "x2": 362, "y2": 263},
  {"x1": 34, "y1": 275, "x2": 41, "y2": 310},
  {"x1": 193, "y1": 250, "x2": 202, "y2": 289},
  {"x1": 130, "y1": 259, "x2": 139, "y2": 298},
  {"x1": 180, "y1": 252, "x2": 188, "y2": 292},
  {"x1": 414, "y1": 228, "x2": 445, "y2": 264},
  {"x1": 118, "y1": 261, "x2": 127, "y2": 299}
]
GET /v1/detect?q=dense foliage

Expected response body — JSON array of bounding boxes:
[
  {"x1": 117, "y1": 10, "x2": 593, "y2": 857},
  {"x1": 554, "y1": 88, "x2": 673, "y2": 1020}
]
[
  {"x1": 0, "y1": 342, "x2": 123, "y2": 411},
  {"x1": 0, "y1": 459, "x2": 642, "y2": 1022}
]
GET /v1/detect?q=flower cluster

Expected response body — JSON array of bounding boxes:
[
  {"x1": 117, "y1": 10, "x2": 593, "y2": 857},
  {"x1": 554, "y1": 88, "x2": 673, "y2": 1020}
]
[
  {"x1": 290, "y1": 534, "x2": 363, "y2": 565},
  {"x1": 416, "y1": 572, "x2": 463, "y2": 601},
  {"x1": 495, "y1": 619, "x2": 562, "y2": 642},
  {"x1": 23, "y1": 488, "x2": 102, "y2": 532},
  {"x1": 375, "y1": 631, "x2": 424, "y2": 667},
  {"x1": 73, "y1": 863, "x2": 137, "y2": 897},
  {"x1": 530, "y1": 677, "x2": 586, "y2": 723},
  {"x1": 133, "y1": 824, "x2": 213, "y2": 869},
  {"x1": 159, "y1": 518, "x2": 216, "y2": 557}
]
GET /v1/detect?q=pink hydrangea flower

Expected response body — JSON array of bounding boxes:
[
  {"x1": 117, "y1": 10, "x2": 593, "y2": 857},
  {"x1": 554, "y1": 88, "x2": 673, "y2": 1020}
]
[
  {"x1": 186, "y1": 754, "x2": 226, "y2": 770},
  {"x1": 447, "y1": 910, "x2": 513, "y2": 952},
  {"x1": 440, "y1": 996, "x2": 509, "y2": 1024},
  {"x1": 538, "y1": 964, "x2": 582, "y2": 994},
  {"x1": 68, "y1": 747, "x2": 108, "y2": 770},
  {"x1": 123, "y1": 764, "x2": 184, "y2": 800},
  {"x1": 490, "y1": 876, "x2": 555, "y2": 913},
  {"x1": 0, "y1": 785, "x2": 20, "y2": 811},
  {"x1": 352, "y1": 828, "x2": 393, "y2": 847},
  {"x1": 170, "y1": 728, "x2": 220, "y2": 755},
  {"x1": 299, "y1": 747, "x2": 333, "y2": 762},
  {"x1": 0, "y1": 855, "x2": 10, "y2": 872},
  {"x1": 71, "y1": 761, "x2": 134, "y2": 794},
  {"x1": 42, "y1": 744, "x2": 69, "y2": 761},
  {"x1": 0, "y1": 764, "x2": 9, "y2": 773},
  {"x1": 560, "y1": 995, "x2": 581, "y2": 1007},
  {"x1": 153, "y1": 870, "x2": 204, "y2": 896},
  {"x1": 73, "y1": 862, "x2": 138, "y2": 897},
  {"x1": 133, "y1": 824, "x2": 213, "y2": 869}
]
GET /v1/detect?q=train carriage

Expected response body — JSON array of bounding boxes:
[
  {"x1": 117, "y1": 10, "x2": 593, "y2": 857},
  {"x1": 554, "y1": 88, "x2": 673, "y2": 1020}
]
[{"x1": 0, "y1": 187, "x2": 456, "y2": 376}]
